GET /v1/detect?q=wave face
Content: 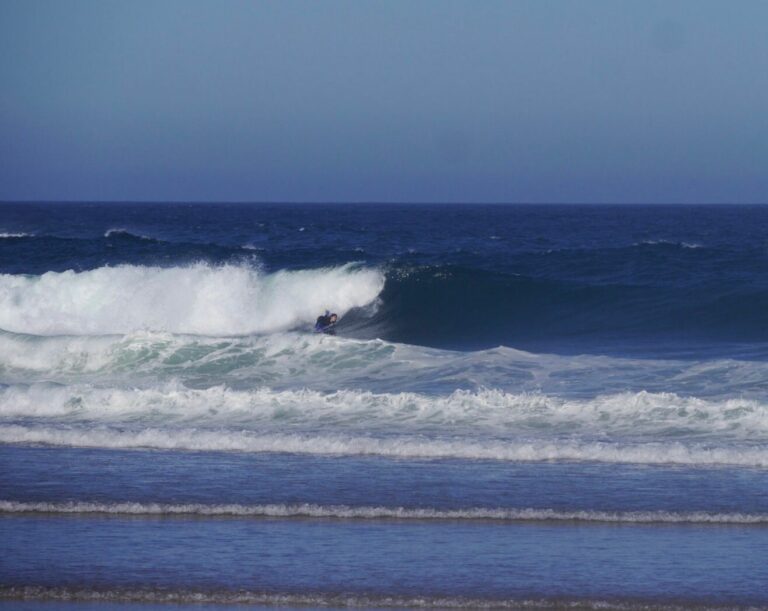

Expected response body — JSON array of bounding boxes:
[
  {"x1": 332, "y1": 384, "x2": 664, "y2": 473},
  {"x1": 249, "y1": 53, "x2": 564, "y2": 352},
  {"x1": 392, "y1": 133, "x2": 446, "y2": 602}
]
[
  {"x1": 3, "y1": 259, "x2": 768, "y2": 353},
  {"x1": 356, "y1": 264, "x2": 768, "y2": 351}
]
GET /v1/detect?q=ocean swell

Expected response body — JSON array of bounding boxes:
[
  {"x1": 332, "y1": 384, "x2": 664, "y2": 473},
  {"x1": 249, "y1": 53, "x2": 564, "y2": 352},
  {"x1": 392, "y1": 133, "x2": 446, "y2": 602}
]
[
  {"x1": 2, "y1": 258, "x2": 768, "y2": 352},
  {"x1": 359, "y1": 265, "x2": 768, "y2": 350}
]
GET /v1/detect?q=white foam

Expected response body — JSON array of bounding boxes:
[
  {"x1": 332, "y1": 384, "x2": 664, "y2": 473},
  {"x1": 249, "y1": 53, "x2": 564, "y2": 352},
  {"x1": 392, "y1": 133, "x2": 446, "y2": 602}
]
[
  {"x1": 0, "y1": 586, "x2": 722, "y2": 610},
  {"x1": 635, "y1": 239, "x2": 703, "y2": 249},
  {"x1": 0, "y1": 329, "x2": 405, "y2": 388},
  {"x1": 2, "y1": 327, "x2": 768, "y2": 402},
  {"x1": 0, "y1": 263, "x2": 384, "y2": 336},
  {"x1": 2, "y1": 383, "x2": 766, "y2": 439},
  {"x1": 2, "y1": 500, "x2": 764, "y2": 524},
  {"x1": 0, "y1": 232, "x2": 31, "y2": 238},
  {"x1": 103, "y1": 228, "x2": 152, "y2": 240},
  {"x1": 1, "y1": 425, "x2": 766, "y2": 467}
]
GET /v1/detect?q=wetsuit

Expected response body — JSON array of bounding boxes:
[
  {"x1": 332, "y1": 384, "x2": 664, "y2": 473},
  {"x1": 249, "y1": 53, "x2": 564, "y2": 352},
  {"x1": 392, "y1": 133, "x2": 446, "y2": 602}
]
[{"x1": 315, "y1": 315, "x2": 336, "y2": 334}]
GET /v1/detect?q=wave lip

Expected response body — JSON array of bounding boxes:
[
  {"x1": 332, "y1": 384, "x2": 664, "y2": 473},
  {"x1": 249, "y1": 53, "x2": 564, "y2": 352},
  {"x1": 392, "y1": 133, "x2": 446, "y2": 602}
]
[
  {"x1": 103, "y1": 228, "x2": 154, "y2": 240},
  {"x1": 2, "y1": 500, "x2": 766, "y2": 525},
  {"x1": 0, "y1": 263, "x2": 384, "y2": 336}
]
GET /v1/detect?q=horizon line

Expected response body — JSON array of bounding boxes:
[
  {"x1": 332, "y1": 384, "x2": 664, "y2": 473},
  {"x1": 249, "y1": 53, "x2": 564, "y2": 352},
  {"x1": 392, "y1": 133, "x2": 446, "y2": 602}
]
[{"x1": 1, "y1": 200, "x2": 767, "y2": 206}]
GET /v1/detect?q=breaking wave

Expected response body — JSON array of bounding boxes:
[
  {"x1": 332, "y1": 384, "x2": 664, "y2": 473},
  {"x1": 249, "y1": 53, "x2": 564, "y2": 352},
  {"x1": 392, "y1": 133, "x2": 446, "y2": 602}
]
[
  {"x1": 0, "y1": 263, "x2": 384, "y2": 336},
  {"x1": 3, "y1": 257, "x2": 768, "y2": 353}
]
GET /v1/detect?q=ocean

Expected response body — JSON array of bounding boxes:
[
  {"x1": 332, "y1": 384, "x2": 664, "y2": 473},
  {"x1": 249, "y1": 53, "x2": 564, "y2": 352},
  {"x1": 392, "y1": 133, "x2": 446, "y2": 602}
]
[{"x1": 1, "y1": 202, "x2": 767, "y2": 610}]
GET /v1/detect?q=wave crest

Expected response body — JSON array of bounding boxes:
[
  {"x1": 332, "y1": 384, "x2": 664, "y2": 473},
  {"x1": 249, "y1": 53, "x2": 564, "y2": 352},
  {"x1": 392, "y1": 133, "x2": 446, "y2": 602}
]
[{"x1": 0, "y1": 263, "x2": 384, "y2": 336}]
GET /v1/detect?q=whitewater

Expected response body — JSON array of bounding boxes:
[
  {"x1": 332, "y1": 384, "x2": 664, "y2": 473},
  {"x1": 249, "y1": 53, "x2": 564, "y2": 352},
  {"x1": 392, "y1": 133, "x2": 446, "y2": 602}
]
[
  {"x1": 0, "y1": 263, "x2": 384, "y2": 336},
  {"x1": 1, "y1": 262, "x2": 766, "y2": 469},
  {"x1": 2, "y1": 203, "x2": 768, "y2": 609}
]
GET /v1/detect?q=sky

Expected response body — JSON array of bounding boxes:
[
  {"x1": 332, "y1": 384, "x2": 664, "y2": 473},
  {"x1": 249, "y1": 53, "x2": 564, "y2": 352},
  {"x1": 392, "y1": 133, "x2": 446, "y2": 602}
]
[{"x1": 1, "y1": 0, "x2": 767, "y2": 203}]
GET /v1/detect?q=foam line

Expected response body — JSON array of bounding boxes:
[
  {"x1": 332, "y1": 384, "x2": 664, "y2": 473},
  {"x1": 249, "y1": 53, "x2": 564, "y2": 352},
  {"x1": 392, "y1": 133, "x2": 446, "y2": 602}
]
[
  {"x1": 0, "y1": 585, "x2": 749, "y2": 609},
  {"x1": 1, "y1": 383, "x2": 767, "y2": 439},
  {"x1": 2, "y1": 500, "x2": 765, "y2": 525},
  {"x1": 1, "y1": 426, "x2": 766, "y2": 467}
]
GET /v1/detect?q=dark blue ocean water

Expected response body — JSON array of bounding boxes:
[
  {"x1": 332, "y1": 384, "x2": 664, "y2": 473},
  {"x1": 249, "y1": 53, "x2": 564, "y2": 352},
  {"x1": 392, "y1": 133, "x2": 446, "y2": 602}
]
[
  {"x1": 3, "y1": 203, "x2": 768, "y2": 356},
  {"x1": 1, "y1": 203, "x2": 768, "y2": 609}
]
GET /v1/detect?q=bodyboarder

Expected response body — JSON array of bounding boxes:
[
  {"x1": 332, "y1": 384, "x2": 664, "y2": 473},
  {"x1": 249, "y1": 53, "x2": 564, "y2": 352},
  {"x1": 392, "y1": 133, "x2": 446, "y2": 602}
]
[{"x1": 314, "y1": 311, "x2": 338, "y2": 334}]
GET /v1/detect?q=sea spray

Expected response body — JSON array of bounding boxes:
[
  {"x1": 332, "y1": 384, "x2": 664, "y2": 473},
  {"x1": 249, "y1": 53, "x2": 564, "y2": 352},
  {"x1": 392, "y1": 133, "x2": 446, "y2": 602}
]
[{"x1": 0, "y1": 263, "x2": 384, "y2": 336}]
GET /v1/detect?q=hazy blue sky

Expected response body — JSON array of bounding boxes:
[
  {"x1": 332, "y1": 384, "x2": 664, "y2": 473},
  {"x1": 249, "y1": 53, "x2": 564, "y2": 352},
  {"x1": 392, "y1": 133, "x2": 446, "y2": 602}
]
[{"x1": 1, "y1": 0, "x2": 766, "y2": 203}]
